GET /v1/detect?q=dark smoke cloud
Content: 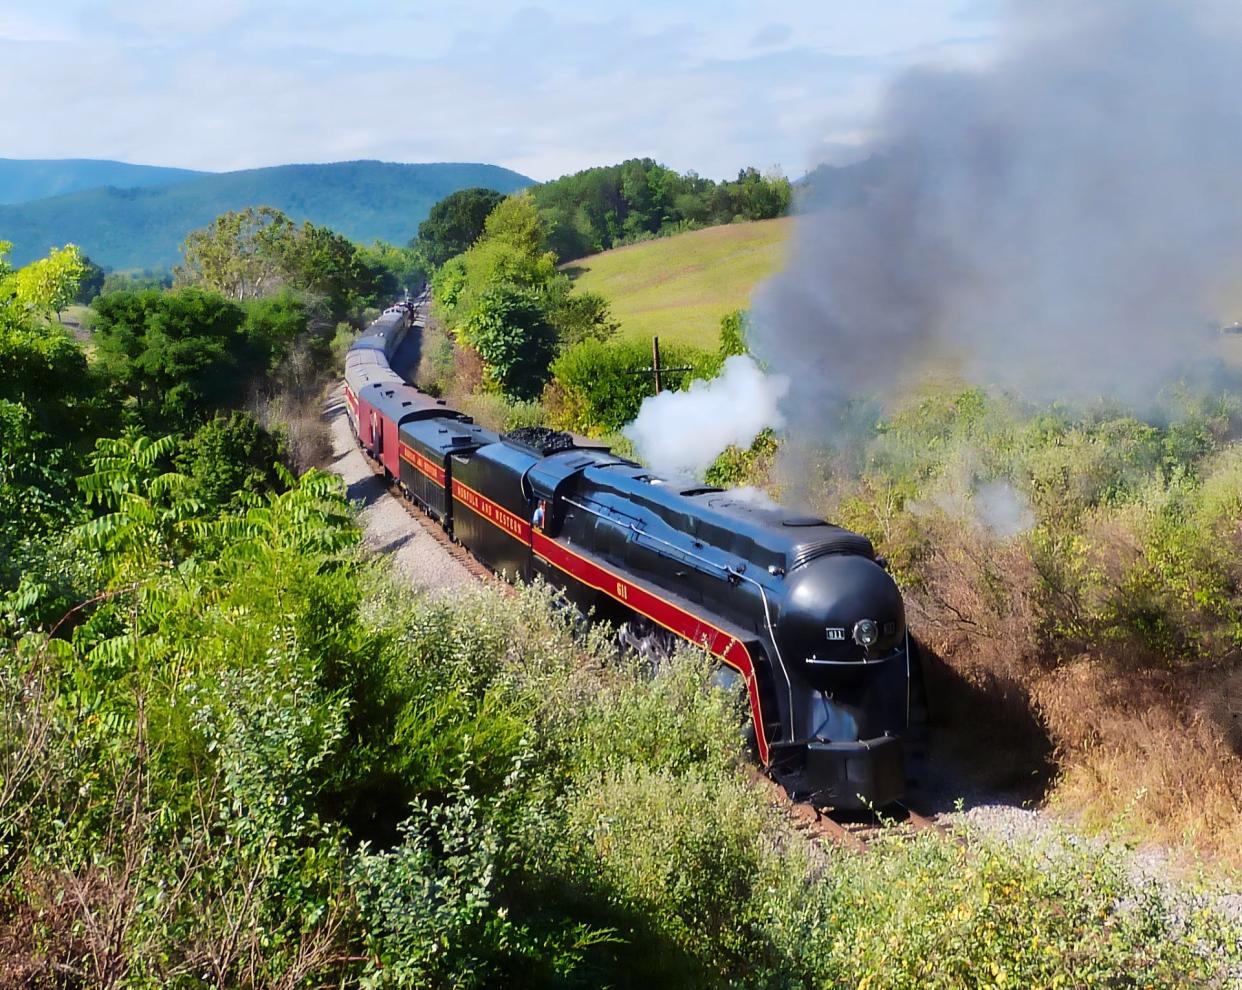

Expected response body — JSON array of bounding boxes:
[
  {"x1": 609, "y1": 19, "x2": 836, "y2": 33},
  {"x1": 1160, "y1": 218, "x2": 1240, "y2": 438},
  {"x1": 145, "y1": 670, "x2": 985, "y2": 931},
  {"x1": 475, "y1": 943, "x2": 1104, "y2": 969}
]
[{"x1": 752, "y1": 0, "x2": 1242, "y2": 437}]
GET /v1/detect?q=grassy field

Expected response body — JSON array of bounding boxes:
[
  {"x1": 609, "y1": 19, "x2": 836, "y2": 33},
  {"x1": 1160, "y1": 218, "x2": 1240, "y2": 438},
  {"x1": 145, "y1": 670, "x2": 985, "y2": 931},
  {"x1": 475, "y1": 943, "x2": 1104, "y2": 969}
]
[{"x1": 566, "y1": 217, "x2": 792, "y2": 349}]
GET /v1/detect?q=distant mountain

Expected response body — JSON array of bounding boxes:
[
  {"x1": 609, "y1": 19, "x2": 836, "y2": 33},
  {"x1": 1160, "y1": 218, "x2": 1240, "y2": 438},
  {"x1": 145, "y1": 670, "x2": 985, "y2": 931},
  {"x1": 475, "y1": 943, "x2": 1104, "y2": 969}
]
[
  {"x1": 0, "y1": 160, "x2": 533, "y2": 268},
  {"x1": 0, "y1": 158, "x2": 208, "y2": 206}
]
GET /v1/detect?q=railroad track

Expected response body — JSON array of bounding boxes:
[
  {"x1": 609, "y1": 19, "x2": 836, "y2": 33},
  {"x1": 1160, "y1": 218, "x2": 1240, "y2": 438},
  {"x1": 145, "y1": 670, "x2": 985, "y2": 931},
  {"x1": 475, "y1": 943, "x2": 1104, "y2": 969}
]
[
  {"x1": 750, "y1": 770, "x2": 955, "y2": 853},
  {"x1": 347, "y1": 373, "x2": 953, "y2": 856}
]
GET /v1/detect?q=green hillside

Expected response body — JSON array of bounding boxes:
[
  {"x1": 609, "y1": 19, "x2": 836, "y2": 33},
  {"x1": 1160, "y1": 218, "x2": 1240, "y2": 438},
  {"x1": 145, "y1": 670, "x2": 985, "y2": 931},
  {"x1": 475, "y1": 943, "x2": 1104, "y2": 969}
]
[
  {"x1": 567, "y1": 217, "x2": 792, "y2": 348},
  {"x1": 0, "y1": 160, "x2": 531, "y2": 268},
  {"x1": 0, "y1": 157, "x2": 207, "y2": 206}
]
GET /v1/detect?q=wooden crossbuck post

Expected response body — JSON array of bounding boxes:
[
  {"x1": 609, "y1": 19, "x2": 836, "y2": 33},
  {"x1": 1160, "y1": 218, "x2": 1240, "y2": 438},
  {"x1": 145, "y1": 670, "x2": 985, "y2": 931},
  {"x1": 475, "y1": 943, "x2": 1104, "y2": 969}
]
[{"x1": 625, "y1": 335, "x2": 694, "y2": 396}]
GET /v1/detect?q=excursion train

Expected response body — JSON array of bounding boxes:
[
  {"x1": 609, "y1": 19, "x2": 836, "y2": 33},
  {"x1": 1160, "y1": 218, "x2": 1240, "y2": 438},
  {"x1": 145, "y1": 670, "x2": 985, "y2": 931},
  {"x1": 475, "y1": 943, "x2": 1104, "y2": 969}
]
[{"x1": 344, "y1": 300, "x2": 925, "y2": 808}]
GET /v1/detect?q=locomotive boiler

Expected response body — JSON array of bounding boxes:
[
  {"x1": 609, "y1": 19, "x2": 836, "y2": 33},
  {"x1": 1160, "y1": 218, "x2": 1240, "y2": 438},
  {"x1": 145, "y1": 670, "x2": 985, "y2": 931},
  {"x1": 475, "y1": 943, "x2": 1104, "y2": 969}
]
[{"x1": 345, "y1": 302, "x2": 923, "y2": 808}]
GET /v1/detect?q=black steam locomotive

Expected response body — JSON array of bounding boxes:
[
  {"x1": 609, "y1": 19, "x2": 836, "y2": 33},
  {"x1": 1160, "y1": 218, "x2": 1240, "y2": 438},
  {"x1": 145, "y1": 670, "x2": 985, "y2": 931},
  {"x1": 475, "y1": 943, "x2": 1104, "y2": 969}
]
[{"x1": 346, "y1": 302, "x2": 922, "y2": 808}]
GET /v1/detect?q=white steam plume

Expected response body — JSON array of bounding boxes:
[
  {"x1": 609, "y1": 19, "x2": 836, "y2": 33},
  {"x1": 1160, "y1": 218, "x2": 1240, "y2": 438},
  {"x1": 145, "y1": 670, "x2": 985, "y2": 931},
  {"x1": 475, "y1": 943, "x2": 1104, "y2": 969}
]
[
  {"x1": 624, "y1": 355, "x2": 789, "y2": 481},
  {"x1": 752, "y1": 0, "x2": 1242, "y2": 442}
]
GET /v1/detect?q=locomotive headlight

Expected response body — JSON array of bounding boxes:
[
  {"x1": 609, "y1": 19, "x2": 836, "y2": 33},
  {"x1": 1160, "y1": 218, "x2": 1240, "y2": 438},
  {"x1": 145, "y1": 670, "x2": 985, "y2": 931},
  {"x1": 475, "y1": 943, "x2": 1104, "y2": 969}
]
[{"x1": 852, "y1": 619, "x2": 879, "y2": 648}]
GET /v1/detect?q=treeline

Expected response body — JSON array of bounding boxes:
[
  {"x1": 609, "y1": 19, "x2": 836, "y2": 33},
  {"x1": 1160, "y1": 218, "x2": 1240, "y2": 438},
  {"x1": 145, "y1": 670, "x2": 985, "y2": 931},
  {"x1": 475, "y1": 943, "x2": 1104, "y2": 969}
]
[
  {"x1": 532, "y1": 159, "x2": 791, "y2": 260},
  {"x1": 69, "y1": 205, "x2": 425, "y2": 311},
  {"x1": 414, "y1": 159, "x2": 790, "y2": 267}
]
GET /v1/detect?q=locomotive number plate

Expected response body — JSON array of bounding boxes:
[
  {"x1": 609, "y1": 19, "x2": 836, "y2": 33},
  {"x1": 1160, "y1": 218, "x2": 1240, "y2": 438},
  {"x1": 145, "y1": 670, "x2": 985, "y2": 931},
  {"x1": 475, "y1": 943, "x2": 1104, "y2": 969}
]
[{"x1": 825, "y1": 627, "x2": 845, "y2": 641}]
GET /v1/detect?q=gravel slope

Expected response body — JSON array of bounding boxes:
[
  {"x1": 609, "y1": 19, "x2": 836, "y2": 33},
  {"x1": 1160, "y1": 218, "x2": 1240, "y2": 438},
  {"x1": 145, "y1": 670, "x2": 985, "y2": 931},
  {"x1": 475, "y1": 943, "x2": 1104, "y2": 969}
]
[{"x1": 323, "y1": 385, "x2": 473, "y2": 593}]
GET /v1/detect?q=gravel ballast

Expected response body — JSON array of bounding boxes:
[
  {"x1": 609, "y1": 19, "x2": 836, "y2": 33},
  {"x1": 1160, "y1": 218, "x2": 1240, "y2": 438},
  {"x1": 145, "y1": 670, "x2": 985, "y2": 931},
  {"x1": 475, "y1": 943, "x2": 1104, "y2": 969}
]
[{"x1": 323, "y1": 386, "x2": 473, "y2": 593}]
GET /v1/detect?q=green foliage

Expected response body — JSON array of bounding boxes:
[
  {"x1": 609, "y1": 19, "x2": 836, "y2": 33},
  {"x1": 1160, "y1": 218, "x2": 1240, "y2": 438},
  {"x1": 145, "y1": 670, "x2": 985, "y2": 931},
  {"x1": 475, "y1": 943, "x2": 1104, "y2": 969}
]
[
  {"x1": 481, "y1": 192, "x2": 546, "y2": 254},
  {"x1": 175, "y1": 206, "x2": 384, "y2": 320},
  {"x1": 429, "y1": 194, "x2": 610, "y2": 401},
  {"x1": 91, "y1": 286, "x2": 305, "y2": 432},
  {"x1": 415, "y1": 187, "x2": 507, "y2": 267},
  {"x1": 462, "y1": 285, "x2": 559, "y2": 401},
  {"x1": 100, "y1": 268, "x2": 172, "y2": 295},
  {"x1": 430, "y1": 254, "x2": 468, "y2": 313},
  {"x1": 175, "y1": 412, "x2": 288, "y2": 509},
  {"x1": 548, "y1": 337, "x2": 717, "y2": 434},
  {"x1": 0, "y1": 400, "x2": 87, "y2": 628},
  {"x1": 704, "y1": 429, "x2": 779, "y2": 489},
  {"x1": 73, "y1": 253, "x2": 106, "y2": 303},
  {"x1": 532, "y1": 158, "x2": 792, "y2": 260},
  {"x1": 0, "y1": 301, "x2": 97, "y2": 437},
  {"x1": 832, "y1": 386, "x2": 1242, "y2": 659},
  {"x1": 74, "y1": 432, "x2": 203, "y2": 583},
  {"x1": 542, "y1": 283, "x2": 619, "y2": 347},
  {"x1": 356, "y1": 239, "x2": 427, "y2": 296},
  {"x1": 352, "y1": 795, "x2": 518, "y2": 988},
  {"x1": 8, "y1": 243, "x2": 87, "y2": 318},
  {"x1": 174, "y1": 206, "x2": 293, "y2": 300},
  {"x1": 717, "y1": 308, "x2": 749, "y2": 358},
  {"x1": 2, "y1": 497, "x2": 1238, "y2": 986}
]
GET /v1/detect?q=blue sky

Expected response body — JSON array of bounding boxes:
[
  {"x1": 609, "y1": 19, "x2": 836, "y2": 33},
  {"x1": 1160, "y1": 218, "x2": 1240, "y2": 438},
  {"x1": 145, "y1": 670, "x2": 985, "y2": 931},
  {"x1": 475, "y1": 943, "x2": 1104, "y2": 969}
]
[{"x1": 0, "y1": 2, "x2": 1000, "y2": 181}]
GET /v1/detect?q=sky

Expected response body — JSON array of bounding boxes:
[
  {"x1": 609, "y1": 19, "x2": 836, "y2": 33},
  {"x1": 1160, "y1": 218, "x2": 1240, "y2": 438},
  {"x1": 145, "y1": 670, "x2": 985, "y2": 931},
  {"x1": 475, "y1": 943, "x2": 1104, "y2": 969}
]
[{"x1": 0, "y1": 2, "x2": 1001, "y2": 182}]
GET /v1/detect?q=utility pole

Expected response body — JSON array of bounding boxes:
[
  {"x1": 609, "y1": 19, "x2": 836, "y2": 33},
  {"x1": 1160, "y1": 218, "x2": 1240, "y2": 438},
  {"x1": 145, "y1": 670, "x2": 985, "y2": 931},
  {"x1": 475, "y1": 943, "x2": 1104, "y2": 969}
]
[{"x1": 626, "y1": 335, "x2": 693, "y2": 396}]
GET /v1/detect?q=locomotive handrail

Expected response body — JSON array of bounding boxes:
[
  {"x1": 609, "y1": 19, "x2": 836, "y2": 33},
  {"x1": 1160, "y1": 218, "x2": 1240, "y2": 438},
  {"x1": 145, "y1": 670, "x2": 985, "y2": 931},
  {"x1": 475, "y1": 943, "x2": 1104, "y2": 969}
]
[{"x1": 562, "y1": 495, "x2": 798, "y2": 721}]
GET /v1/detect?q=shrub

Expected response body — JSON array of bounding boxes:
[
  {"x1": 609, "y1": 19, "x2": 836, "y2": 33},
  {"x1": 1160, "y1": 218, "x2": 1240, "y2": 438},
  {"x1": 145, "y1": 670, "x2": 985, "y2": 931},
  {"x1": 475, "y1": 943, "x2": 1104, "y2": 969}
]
[
  {"x1": 460, "y1": 284, "x2": 558, "y2": 401},
  {"x1": 548, "y1": 337, "x2": 718, "y2": 434},
  {"x1": 176, "y1": 411, "x2": 288, "y2": 508}
]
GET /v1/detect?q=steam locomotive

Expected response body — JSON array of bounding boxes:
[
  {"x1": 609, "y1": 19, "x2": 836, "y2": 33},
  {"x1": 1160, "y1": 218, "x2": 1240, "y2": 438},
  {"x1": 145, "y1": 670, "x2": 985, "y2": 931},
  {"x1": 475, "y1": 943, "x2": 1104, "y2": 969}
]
[{"x1": 345, "y1": 302, "x2": 924, "y2": 808}]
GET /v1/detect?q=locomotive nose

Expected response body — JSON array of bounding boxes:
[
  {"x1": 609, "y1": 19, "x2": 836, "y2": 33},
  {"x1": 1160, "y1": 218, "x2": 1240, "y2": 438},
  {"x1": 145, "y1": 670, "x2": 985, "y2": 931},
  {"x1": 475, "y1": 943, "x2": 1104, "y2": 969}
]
[{"x1": 777, "y1": 554, "x2": 906, "y2": 667}]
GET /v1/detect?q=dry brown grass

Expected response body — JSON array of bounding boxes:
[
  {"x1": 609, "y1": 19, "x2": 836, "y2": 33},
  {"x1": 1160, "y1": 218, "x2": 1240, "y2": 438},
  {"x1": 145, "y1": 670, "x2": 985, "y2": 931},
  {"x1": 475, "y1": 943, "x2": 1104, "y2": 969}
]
[
  {"x1": 905, "y1": 522, "x2": 1058, "y2": 795},
  {"x1": 1039, "y1": 661, "x2": 1242, "y2": 856},
  {"x1": 248, "y1": 340, "x2": 334, "y2": 472},
  {"x1": 905, "y1": 513, "x2": 1242, "y2": 860}
]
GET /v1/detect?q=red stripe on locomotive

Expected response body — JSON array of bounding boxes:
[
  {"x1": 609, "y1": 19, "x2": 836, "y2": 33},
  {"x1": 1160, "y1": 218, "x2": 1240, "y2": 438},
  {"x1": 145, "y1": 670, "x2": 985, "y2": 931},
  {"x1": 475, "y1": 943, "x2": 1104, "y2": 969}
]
[{"x1": 530, "y1": 531, "x2": 770, "y2": 764}]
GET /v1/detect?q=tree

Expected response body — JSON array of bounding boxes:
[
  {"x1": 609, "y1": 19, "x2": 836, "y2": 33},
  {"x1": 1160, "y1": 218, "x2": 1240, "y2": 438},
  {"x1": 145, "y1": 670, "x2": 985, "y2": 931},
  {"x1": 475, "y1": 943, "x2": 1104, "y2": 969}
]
[
  {"x1": 74, "y1": 255, "x2": 107, "y2": 304},
  {"x1": 176, "y1": 412, "x2": 288, "y2": 509},
  {"x1": 177, "y1": 208, "x2": 384, "y2": 322},
  {"x1": 10, "y1": 244, "x2": 87, "y2": 319},
  {"x1": 0, "y1": 243, "x2": 104, "y2": 441},
  {"x1": 414, "y1": 187, "x2": 506, "y2": 268},
  {"x1": 543, "y1": 282, "x2": 619, "y2": 347},
  {"x1": 176, "y1": 207, "x2": 295, "y2": 301},
  {"x1": 356, "y1": 241, "x2": 427, "y2": 297},
  {"x1": 481, "y1": 193, "x2": 547, "y2": 255},
  {"x1": 462, "y1": 285, "x2": 558, "y2": 400},
  {"x1": 92, "y1": 288, "x2": 247, "y2": 430}
]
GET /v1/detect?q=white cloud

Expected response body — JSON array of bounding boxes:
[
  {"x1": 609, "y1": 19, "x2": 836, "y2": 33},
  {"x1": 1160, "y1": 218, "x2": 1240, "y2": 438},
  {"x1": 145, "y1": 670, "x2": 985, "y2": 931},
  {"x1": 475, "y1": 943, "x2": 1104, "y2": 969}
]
[{"x1": 0, "y1": 1, "x2": 999, "y2": 179}]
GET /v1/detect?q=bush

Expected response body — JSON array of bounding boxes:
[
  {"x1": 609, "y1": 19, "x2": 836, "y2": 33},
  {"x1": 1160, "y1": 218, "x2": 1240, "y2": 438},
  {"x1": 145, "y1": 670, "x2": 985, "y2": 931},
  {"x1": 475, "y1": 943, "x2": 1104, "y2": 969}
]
[
  {"x1": 548, "y1": 337, "x2": 718, "y2": 434},
  {"x1": 176, "y1": 411, "x2": 288, "y2": 509},
  {"x1": 461, "y1": 284, "x2": 559, "y2": 401}
]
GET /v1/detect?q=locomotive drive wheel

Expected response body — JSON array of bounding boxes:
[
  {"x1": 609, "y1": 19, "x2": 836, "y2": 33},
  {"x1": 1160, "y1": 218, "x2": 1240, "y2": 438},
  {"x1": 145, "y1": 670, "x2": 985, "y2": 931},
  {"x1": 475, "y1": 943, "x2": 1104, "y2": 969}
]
[{"x1": 617, "y1": 618, "x2": 678, "y2": 674}]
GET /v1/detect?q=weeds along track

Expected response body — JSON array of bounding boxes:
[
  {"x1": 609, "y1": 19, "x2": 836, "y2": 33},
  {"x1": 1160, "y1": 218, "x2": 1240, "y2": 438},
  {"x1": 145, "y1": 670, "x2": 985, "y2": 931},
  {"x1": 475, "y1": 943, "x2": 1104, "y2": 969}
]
[
  {"x1": 749, "y1": 770, "x2": 956, "y2": 854},
  {"x1": 356, "y1": 424, "x2": 954, "y2": 853}
]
